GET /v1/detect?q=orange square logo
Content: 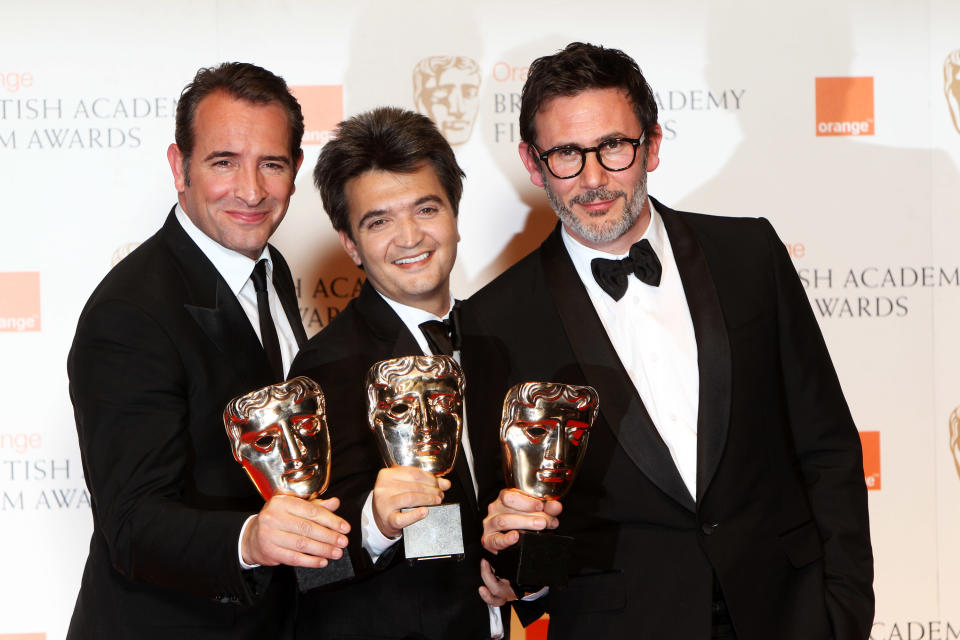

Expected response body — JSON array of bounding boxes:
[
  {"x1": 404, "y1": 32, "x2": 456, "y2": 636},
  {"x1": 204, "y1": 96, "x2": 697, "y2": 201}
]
[
  {"x1": 860, "y1": 431, "x2": 881, "y2": 490},
  {"x1": 0, "y1": 272, "x2": 41, "y2": 332},
  {"x1": 290, "y1": 85, "x2": 343, "y2": 146},
  {"x1": 815, "y1": 77, "x2": 874, "y2": 136},
  {"x1": 0, "y1": 634, "x2": 46, "y2": 640}
]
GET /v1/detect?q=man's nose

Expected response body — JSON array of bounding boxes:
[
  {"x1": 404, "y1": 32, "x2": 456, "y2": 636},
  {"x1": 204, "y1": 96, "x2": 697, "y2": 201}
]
[
  {"x1": 578, "y1": 150, "x2": 608, "y2": 190},
  {"x1": 235, "y1": 164, "x2": 267, "y2": 206},
  {"x1": 395, "y1": 215, "x2": 424, "y2": 247}
]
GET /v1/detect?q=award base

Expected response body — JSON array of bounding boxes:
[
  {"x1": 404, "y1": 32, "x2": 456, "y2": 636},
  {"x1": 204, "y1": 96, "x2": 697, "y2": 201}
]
[
  {"x1": 402, "y1": 502, "x2": 464, "y2": 561},
  {"x1": 494, "y1": 530, "x2": 573, "y2": 593},
  {"x1": 294, "y1": 551, "x2": 354, "y2": 592}
]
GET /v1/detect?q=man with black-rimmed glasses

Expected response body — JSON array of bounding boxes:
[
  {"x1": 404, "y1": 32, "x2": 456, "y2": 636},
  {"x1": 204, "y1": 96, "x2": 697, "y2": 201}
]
[{"x1": 467, "y1": 42, "x2": 874, "y2": 640}]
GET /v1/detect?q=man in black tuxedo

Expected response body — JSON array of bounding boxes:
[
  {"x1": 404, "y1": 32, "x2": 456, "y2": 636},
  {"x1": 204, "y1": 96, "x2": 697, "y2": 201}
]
[
  {"x1": 472, "y1": 43, "x2": 874, "y2": 640},
  {"x1": 291, "y1": 107, "x2": 506, "y2": 639},
  {"x1": 67, "y1": 62, "x2": 350, "y2": 640}
]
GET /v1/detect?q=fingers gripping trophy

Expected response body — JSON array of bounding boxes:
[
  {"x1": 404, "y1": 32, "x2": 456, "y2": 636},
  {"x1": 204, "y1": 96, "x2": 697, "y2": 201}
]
[
  {"x1": 366, "y1": 355, "x2": 466, "y2": 561},
  {"x1": 495, "y1": 381, "x2": 599, "y2": 592},
  {"x1": 224, "y1": 376, "x2": 353, "y2": 590}
]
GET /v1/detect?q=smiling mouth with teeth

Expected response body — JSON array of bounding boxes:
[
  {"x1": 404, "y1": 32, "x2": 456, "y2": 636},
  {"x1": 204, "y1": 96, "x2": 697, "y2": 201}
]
[{"x1": 394, "y1": 251, "x2": 431, "y2": 265}]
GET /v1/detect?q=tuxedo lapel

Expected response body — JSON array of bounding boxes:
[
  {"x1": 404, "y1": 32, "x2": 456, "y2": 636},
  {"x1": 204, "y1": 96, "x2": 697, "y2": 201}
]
[
  {"x1": 540, "y1": 226, "x2": 695, "y2": 512},
  {"x1": 160, "y1": 211, "x2": 274, "y2": 381},
  {"x1": 655, "y1": 201, "x2": 732, "y2": 504},
  {"x1": 269, "y1": 245, "x2": 308, "y2": 349},
  {"x1": 353, "y1": 282, "x2": 479, "y2": 514}
]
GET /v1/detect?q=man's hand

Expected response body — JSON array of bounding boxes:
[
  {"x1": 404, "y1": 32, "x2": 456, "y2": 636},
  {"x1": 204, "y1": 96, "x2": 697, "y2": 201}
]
[
  {"x1": 479, "y1": 558, "x2": 517, "y2": 606},
  {"x1": 241, "y1": 495, "x2": 350, "y2": 568},
  {"x1": 372, "y1": 466, "x2": 450, "y2": 539},
  {"x1": 482, "y1": 488, "x2": 562, "y2": 554}
]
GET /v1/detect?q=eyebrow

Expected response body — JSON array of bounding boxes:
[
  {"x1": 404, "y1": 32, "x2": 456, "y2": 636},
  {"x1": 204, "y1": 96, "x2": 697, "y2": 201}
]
[
  {"x1": 201, "y1": 150, "x2": 291, "y2": 165},
  {"x1": 547, "y1": 132, "x2": 635, "y2": 148},
  {"x1": 356, "y1": 194, "x2": 446, "y2": 228}
]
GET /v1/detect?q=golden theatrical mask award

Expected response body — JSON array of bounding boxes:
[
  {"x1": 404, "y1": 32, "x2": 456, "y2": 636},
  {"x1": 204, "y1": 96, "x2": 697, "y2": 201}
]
[
  {"x1": 366, "y1": 355, "x2": 465, "y2": 561},
  {"x1": 224, "y1": 376, "x2": 353, "y2": 591},
  {"x1": 495, "y1": 381, "x2": 599, "y2": 592}
]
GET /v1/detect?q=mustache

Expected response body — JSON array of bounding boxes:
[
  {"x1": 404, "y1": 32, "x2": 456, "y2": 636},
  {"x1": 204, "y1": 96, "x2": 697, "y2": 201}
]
[{"x1": 570, "y1": 188, "x2": 626, "y2": 206}]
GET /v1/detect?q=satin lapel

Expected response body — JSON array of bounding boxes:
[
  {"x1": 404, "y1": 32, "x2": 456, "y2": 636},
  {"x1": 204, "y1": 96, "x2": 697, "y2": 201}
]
[
  {"x1": 540, "y1": 225, "x2": 695, "y2": 512},
  {"x1": 160, "y1": 211, "x2": 272, "y2": 380},
  {"x1": 354, "y1": 283, "x2": 478, "y2": 513},
  {"x1": 656, "y1": 202, "x2": 732, "y2": 504},
  {"x1": 268, "y1": 245, "x2": 308, "y2": 348}
]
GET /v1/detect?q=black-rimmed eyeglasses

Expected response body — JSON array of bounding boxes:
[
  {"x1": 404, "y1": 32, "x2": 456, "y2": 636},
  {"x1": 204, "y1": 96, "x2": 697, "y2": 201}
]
[{"x1": 531, "y1": 133, "x2": 646, "y2": 179}]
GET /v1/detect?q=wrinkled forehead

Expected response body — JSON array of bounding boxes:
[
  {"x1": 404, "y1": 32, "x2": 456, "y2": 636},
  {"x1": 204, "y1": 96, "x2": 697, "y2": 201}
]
[
  {"x1": 380, "y1": 373, "x2": 460, "y2": 395},
  {"x1": 242, "y1": 396, "x2": 322, "y2": 434}
]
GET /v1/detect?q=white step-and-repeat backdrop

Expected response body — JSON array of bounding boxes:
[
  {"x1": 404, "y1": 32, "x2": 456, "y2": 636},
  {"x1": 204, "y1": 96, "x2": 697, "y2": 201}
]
[{"x1": 2, "y1": 1, "x2": 959, "y2": 638}]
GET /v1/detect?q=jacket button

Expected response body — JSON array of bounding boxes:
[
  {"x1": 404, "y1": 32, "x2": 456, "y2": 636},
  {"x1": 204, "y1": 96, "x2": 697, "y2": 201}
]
[{"x1": 701, "y1": 522, "x2": 718, "y2": 535}]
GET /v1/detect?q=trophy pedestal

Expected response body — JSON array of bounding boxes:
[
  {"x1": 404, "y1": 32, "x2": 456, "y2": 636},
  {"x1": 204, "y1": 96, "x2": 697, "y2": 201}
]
[
  {"x1": 402, "y1": 502, "x2": 464, "y2": 561},
  {"x1": 494, "y1": 530, "x2": 573, "y2": 593},
  {"x1": 294, "y1": 551, "x2": 354, "y2": 592},
  {"x1": 289, "y1": 493, "x2": 354, "y2": 591}
]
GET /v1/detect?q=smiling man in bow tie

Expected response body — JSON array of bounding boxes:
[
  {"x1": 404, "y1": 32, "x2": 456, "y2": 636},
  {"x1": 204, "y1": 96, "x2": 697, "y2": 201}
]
[
  {"x1": 290, "y1": 107, "x2": 506, "y2": 639},
  {"x1": 468, "y1": 42, "x2": 874, "y2": 640}
]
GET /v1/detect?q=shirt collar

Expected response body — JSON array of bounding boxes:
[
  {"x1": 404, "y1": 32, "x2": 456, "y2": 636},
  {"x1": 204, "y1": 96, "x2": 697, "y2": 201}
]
[
  {"x1": 175, "y1": 203, "x2": 272, "y2": 295},
  {"x1": 561, "y1": 197, "x2": 665, "y2": 268},
  {"x1": 377, "y1": 290, "x2": 455, "y2": 330}
]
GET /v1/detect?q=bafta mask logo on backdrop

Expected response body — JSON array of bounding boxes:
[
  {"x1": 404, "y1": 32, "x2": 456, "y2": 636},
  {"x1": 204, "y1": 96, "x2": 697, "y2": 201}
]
[
  {"x1": 413, "y1": 56, "x2": 481, "y2": 146},
  {"x1": 290, "y1": 85, "x2": 344, "y2": 146},
  {"x1": 949, "y1": 407, "x2": 960, "y2": 480},
  {"x1": 0, "y1": 272, "x2": 41, "y2": 332},
  {"x1": 859, "y1": 430, "x2": 881, "y2": 490},
  {"x1": 815, "y1": 77, "x2": 874, "y2": 137},
  {"x1": 944, "y1": 50, "x2": 960, "y2": 135}
]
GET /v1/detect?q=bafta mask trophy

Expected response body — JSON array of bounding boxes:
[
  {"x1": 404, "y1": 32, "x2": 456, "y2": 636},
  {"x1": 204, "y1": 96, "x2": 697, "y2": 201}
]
[
  {"x1": 495, "y1": 381, "x2": 599, "y2": 592},
  {"x1": 224, "y1": 376, "x2": 353, "y2": 591},
  {"x1": 366, "y1": 355, "x2": 465, "y2": 561}
]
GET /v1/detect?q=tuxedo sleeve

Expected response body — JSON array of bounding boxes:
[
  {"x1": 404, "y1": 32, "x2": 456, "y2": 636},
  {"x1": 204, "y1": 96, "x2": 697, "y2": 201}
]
[
  {"x1": 70, "y1": 298, "x2": 262, "y2": 603},
  {"x1": 763, "y1": 218, "x2": 875, "y2": 639}
]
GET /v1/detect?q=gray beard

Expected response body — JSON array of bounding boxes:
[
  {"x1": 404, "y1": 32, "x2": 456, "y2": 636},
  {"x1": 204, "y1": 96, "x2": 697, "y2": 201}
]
[{"x1": 542, "y1": 163, "x2": 648, "y2": 246}]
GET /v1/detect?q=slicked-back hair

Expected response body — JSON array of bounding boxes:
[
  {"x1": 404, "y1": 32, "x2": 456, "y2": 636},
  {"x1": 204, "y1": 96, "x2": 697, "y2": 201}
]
[
  {"x1": 175, "y1": 62, "x2": 304, "y2": 174},
  {"x1": 313, "y1": 106, "x2": 465, "y2": 238},
  {"x1": 519, "y1": 42, "x2": 658, "y2": 149}
]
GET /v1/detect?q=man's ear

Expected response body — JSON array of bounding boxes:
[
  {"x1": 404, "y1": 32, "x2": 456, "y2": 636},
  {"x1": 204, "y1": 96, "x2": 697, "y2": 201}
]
[
  {"x1": 338, "y1": 230, "x2": 362, "y2": 267},
  {"x1": 167, "y1": 143, "x2": 187, "y2": 192},
  {"x1": 519, "y1": 143, "x2": 545, "y2": 188},
  {"x1": 644, "y1": 124, "x2": 663, "y2": 173}
]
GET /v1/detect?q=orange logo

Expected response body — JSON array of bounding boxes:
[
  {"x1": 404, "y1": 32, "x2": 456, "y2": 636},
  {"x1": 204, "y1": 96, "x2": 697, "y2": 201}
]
[
  {"x1": 0, "y1": 272, "x2": 41, "y2": 332},
  {"x1": 290, "y1": 85, "x2": 343, "y2": 146},
  {"x1": 860, "y1": 431, "x2": 881, "y2": 490},
  {"x1": 0, "y1": 634, "x2": 46, "y2": 639},
  {"x1": 815, "y1": 77, "x2": 874, "y2": 137}
]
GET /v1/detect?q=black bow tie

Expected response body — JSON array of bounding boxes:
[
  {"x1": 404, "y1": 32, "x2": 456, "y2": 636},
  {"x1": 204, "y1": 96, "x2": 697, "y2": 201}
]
[
  {"x1": 590, "y1": 239, "x2": 662, "y2": 301},
  {"x1": 419, "y1": 301, "x2": 462, "y2": 356}
]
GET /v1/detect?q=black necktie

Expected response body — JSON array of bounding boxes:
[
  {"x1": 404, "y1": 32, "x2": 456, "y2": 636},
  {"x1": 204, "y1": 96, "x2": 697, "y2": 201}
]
[
  {"x1": 250, "y1": 259, "x2": 284, "y2": 380},
  {"x1": 419, "y1": 302, "x2": 461, "y2": 356},
  {"x1": 590, "y1": 238, "x2": 662, "y2": 301}
]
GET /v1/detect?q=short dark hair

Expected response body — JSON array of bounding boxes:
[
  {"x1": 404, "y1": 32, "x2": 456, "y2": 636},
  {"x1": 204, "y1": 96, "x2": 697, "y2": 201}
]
[
  {"x1": 175, "y1": 62, "x2": 304, "y2": 175},
  {"x1": 519, "y1": 42, "x2": 658, "y2": 148},
  {"x1": 313, "y1": 107, "x2": 465, "y2": 238}
]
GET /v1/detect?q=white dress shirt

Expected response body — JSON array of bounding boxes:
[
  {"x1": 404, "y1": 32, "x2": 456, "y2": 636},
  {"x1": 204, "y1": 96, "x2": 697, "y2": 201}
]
[
  {"x1": 175, "y1": 204, "x2": 300, "y2": 569},
  {"x1": 360, "y1": 292, "x2": 503, "y2": 638},
  {"x1": 561, "y1": 201, "x2": 700, "y2": 499}
]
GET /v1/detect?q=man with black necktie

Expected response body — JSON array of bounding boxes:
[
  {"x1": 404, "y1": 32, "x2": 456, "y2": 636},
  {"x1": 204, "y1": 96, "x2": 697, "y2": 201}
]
[
  {"x1": 469, "y1": 43, "x2": 874, "y2": 640},
  {"x1": 290, "y1": 106, "x2": 507, "y2": 639},
  {"x1": 67, "y1": 62, "x2": 349, "y2": 640}
]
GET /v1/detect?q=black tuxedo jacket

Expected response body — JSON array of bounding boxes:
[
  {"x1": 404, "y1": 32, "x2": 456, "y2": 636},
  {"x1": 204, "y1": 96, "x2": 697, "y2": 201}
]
[
  {"x1": 463, "y1": 199, "x2": 874, "y2": 640},
  {"x1": 67, "y1": 209, "x2": 307, "y2": 640},
  {"x1": 290, "y1": 281, "x2": 500, "y2": 640}
]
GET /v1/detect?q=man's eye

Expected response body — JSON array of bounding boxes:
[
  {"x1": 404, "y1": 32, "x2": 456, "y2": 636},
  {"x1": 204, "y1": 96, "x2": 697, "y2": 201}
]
[
  {"x1": 601, "y1": 139, "x2": 624, "y2": 151},
  {"x1": 554, "y1": 148, "x2": 580, "y2": 161}
]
